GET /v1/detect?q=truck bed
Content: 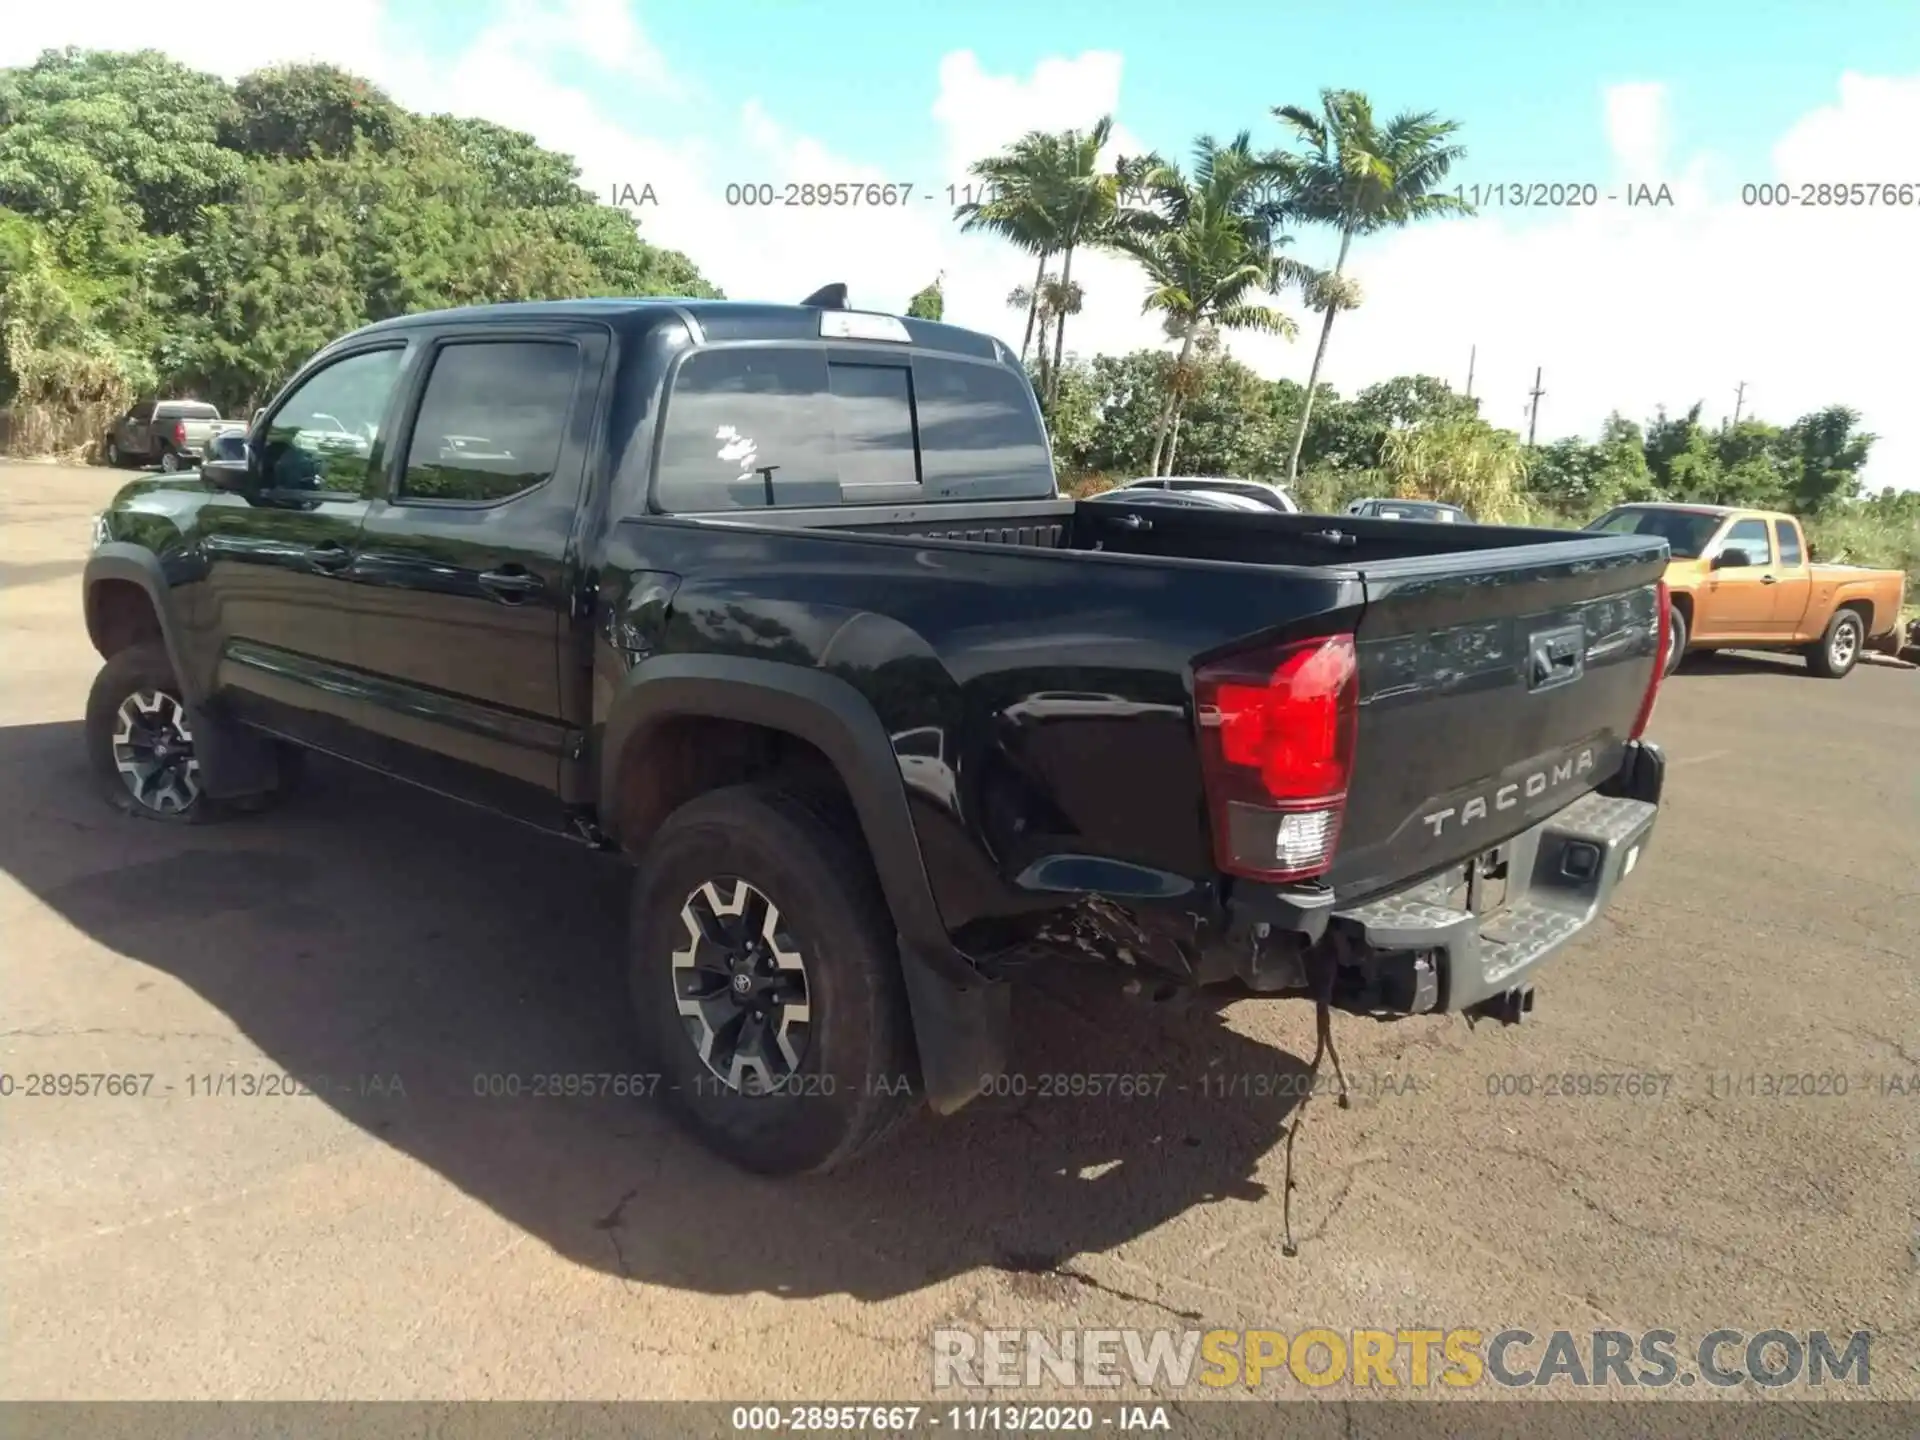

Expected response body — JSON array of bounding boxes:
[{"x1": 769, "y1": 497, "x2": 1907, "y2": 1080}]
[
  {"x1": 693, "y1": 493, "x2": 1597, "y2": 567},
  {"x1": 617, "y1": 495, "x2": 1669, "y2": 922}
]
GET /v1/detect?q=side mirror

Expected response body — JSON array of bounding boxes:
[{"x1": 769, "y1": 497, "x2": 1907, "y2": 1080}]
[
  {"x1": 201, "y1": 456, "x2": 259, "y2": 497},
  {"x1": 1711, "y1": 548, "x2": 1750, "y2": 570}
]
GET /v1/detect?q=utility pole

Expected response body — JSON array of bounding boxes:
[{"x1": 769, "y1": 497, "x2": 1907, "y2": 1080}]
[
  {"x1": 1525, "y1": 366, "x2": 1545, "y2": 446},
  {"x1": 1732, "y1": 380, "x2": 1747, "y2": 426},
  {"x1": 1465, "y1": 344, "x2": 1476, "y2": 400}
]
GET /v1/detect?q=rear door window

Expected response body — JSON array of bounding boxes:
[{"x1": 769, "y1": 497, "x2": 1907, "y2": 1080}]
[{"x1": 398, "y1": 340, "x2": 581, "y2": 503}]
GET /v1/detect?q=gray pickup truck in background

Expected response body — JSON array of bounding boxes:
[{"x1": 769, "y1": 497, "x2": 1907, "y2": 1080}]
[{"x1": 103, "y1": 400, "x2": 234, "y2": 472}]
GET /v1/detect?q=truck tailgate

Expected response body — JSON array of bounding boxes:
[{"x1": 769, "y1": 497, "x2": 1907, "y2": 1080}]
[{"x1": 1330, "y1": 535, "x2": 1667, "y2": 901}]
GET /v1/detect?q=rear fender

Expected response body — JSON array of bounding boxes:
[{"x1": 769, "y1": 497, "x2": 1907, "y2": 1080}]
[{"x1": 598, "y1": 653, "x2": 1008, "y2": 1113}]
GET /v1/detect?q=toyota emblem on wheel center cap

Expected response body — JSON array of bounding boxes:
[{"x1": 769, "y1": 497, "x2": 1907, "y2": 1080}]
[{"x1": 731, "y1": 972, "x2": 753, "y2": 995}]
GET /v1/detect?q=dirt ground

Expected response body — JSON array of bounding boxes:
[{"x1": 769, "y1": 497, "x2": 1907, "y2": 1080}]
[{"x1": 2, "y1": 462, "x2": 1915, "y2": 1409}]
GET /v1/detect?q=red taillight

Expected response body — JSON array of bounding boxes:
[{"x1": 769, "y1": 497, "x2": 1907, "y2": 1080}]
[
  {"x1": 1631, "y1": 580, "x2": 1669, "y2": 739},
  {"x1": 172, "y1": 420, "x2": 187, "y2": 445},
  {"x1": 1194, "y1": 633, "x2": 1358, "y2": 883}
]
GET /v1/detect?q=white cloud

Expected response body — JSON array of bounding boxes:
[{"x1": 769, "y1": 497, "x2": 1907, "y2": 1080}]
[
  {"x1": 6, "y1": 8, "x2": 1914, "y2": 488},
  {"x1": 1228, "y1": 76, "x2": 1920, "y2": 489}
]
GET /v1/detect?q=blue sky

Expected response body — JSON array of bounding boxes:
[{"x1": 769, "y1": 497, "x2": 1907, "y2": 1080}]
[
  {"x1": 620, "y1": 0, "x2": 1918, "y2": 197},
  {"x1": 11, "y1": 2, "x2": 1920, "y2": 485}
]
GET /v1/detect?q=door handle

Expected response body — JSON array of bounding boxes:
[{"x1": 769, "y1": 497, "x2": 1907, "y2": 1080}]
[
  {"x1": 478, "y1": 568, "x2": 541, "y2": 603},
  {"x1": 307, "y1": 543, "x2": 353, "y2": 572},
  {"x1": 1760, "y1": 575, "x2": 1778, "y2": 585}
]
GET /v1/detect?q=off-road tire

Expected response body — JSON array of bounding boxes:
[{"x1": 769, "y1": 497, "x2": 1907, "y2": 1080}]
[
  {"x1": 628, "y1": 783, "x2": 920, "y2": 1175},
  {"x1": 85, "y1": 644, "x2": 218, "y2": 823},
  {"x1": 1806, "y1": 608, "x2": 1865, "y2": 679},
  {"x1": 86, "y1": 643, "x2": 302, "y2": 821}
]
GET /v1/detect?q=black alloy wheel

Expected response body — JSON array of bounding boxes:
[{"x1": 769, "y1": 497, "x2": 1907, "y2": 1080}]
[
  {"x1": 109, "y1": 687, "x2": 203, "y2": 816},
  {"x1": 671, "y1": 876, "x2": 813, "y2": 1095}
]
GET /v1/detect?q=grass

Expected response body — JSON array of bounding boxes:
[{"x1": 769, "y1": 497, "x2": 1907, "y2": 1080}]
[{"x1": 1802, "y1": 511, "x2": 1920, "y2": 592}]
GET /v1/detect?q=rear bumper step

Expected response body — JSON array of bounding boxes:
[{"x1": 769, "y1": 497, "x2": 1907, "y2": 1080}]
[{"x1": 1330, "y1": 788, "x2": 1659, "y2": 1013}]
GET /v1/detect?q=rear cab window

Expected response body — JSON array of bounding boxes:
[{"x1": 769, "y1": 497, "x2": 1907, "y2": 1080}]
[
  {"x1": 651, "y1": 341, "x2": 1053, "y2": 513},
  {"x1": 1775, "y1": 519, "x2": 1803, "y2": 564}
]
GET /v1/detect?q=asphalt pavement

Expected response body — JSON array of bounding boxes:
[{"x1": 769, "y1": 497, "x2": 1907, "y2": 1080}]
[{"x1": 2, "y1": 462, "x2": 1914, "y2": 1406}]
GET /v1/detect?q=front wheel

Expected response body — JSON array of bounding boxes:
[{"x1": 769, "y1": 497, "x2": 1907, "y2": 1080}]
[
  {"x1": 85, "y1": 644, "x2": 213, "y2": 822},
  {"x1": 1807, "y1": 609, "x2": 1864, "y2": 679},
  {"x1": 1664, "y1": 603, "x2": 1689, "y2": 676},
  {"x1": 105, "y1": 439, "x2": 123, "y2": 468},
  {"x1": 85, "y1": 643, "x2": 302, "y2": 821},
  {"x1": 627, "y1": 784, "x2": 920, "y2": 1175}
]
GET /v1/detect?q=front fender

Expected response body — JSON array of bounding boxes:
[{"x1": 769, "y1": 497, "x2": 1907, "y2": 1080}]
[{"x1": 84, "y1": 546, "x2": 198, "y2": 701}]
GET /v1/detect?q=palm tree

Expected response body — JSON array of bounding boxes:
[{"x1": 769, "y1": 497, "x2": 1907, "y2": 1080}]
[
  {"x1": 1267, "y1": 89, "x2": 1471, "y2": 484},
  {"x1": 955, "y1": 132, "x2": 1062, "y2": 364},
  {"x1": 1162, "y1": 319, "x2": 1223, "y2": 473},
  {"x1": 959, "y1": 118, "x2": 1127, "y2": 401},
  {"x1": 1039, "y1": 273, "x2": 1084, "y2": 406},
  {"x1": 1041, "y1": 115, "x2": 1121, "y2": 412},
  {"x1": 1112, "y1": 134, "x2": 1306, "y2": 475}
]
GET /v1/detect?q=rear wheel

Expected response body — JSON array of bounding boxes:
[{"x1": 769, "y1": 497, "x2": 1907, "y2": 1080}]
[
  {"x1": 1807, "y1": 609, "x2": 1864, "y2": 679},
  {"x1": 159, "y1": 448, "x2": 182, "y2": 473},
  {"x1": 627, "y1": 784, "x2": 919, "y2": 1175},
  {"x1": 1664, "y1": 603, "x2": 1689, "y2": 676}
]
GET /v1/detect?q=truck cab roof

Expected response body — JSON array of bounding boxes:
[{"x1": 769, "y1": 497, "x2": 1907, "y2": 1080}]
[{"x1": 348, "y1": 297, "x2": 1016, "y2": 365}]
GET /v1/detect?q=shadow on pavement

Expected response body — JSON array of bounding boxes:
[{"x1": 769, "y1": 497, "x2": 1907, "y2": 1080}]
[
  {"x1": 0, "y1": 718, "x2": 1309, "y2": 1303},
  {"x1": 1676, "y1": 650, "x2": 1815, "y2": 678}
]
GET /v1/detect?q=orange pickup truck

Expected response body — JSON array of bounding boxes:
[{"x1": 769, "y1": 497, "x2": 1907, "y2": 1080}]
[{"x1": 1586, "y1": 503, "x2": 1908, "y2": 679}]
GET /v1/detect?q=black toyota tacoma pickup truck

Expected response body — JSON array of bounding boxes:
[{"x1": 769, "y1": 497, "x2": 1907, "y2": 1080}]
[{"x1": 81, "y1": 290, "x2": 1670, "y2": 1174}]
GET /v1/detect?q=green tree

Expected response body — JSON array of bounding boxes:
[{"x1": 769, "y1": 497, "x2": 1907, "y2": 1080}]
[
  {"x1": 222, "y1": 64, "x2": 403, "y2": 161},
  {"x1": 1112, "y1": 134, "x2": 1303, "y2": 475},
  {"x1": 1078, "y1": 349, "x2": 1175, "y2": 475},
  {"x1": 954, "y1": 130, "x2": 1062, "y2": 364},
  {"x1": 906, "y1": 274, "x2": 944, "y2": 321},
  {"x1": 0, "y1": 48, "x2": 244, "y2": 234},
  {"x1": 1043, "y1": 355, "x2": 1102, "y2": 469},
  {"x1": 1039, "y1": 115, "x2": 1124, "y2": 411},
  {"x1": 1351, "y1": 374, "x2": 1478, "y2": 432},
  {"x1": 1778, "y1": 405, "x2": 1874, "y2": 514},
  {"x1": 1266, "y1": 89, "x2": 1471, "y2": 484},
  {"x1": 0, "y1": 49, "x2": 722, "y2": 431}
]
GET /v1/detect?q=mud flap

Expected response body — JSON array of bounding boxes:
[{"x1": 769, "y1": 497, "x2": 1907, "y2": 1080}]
[
  {"x1": 897, "y1": 939, "x2": 1009, "y2": 1116},
  {"x1": 186, "y1": 703, "x2": 285, "y2": 800}
]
